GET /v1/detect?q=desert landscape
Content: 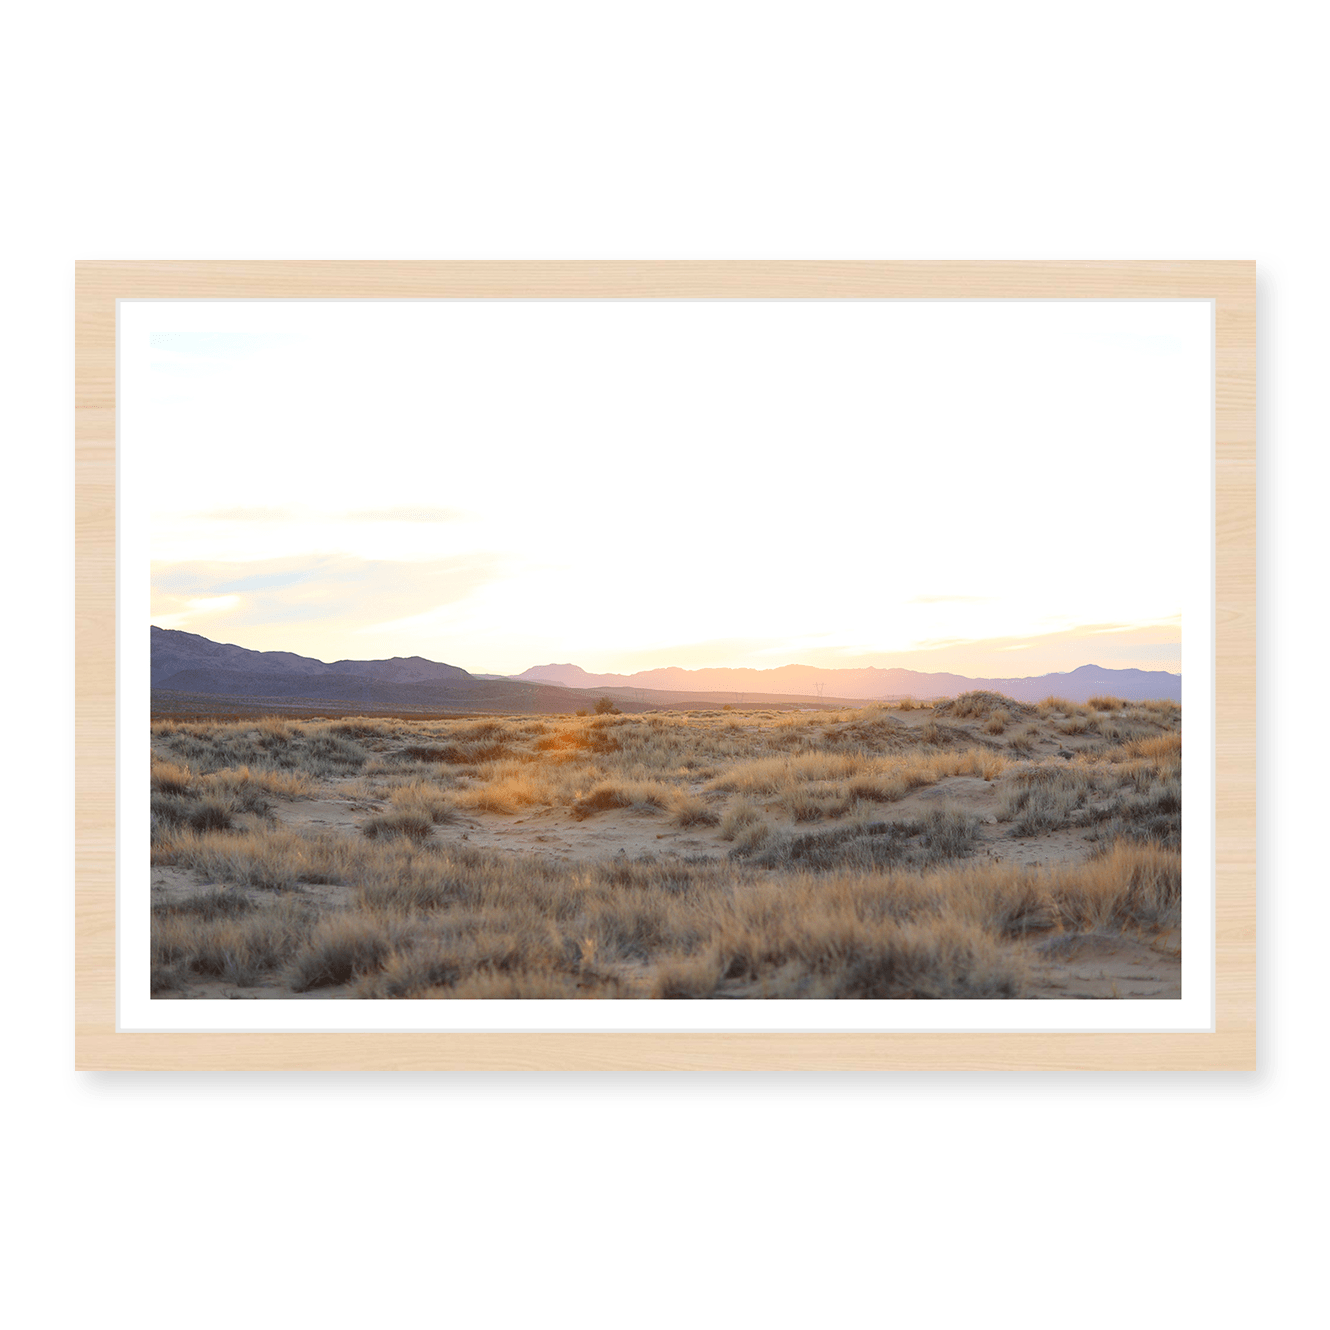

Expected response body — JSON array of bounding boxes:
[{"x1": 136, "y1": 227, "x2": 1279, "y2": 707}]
[
  {"x1": 138, "y1": 305, "x2": 1194, "y2": 1004},
  {"x1": 150, "y1": 689, "x2": 1182, "y2": 1000}
]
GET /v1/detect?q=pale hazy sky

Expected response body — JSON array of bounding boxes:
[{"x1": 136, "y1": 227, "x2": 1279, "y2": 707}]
[{"x1": 125, "y1": 300, "x2": 1209, "y2": 678}]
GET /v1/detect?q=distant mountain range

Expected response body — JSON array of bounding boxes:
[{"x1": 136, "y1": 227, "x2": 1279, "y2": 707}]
[
  {"x1": 151, "y1": 627, "x2": 1181, "y2": 715},
  {"x1": 514, "y1": 660, "x2": 1182, "y2": 705}
]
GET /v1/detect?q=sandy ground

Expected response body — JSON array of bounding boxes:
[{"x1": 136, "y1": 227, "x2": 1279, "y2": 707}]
[{"x1": 152, "y1": 703, "x2": 1181, "y2": 1000}]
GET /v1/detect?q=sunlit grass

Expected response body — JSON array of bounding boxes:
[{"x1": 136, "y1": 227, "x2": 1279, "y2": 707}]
[{"x1": 151, "y1": 692, "x2": 1183, "y2": 999}]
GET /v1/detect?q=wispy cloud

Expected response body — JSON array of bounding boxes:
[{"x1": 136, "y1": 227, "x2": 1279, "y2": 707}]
[
  {"x1": 909, "y1": 595, "x2": 989, "y2": 605},
  {"x1": 342, "y1": 506, "x2": 465, "y2": 523},
  {"x1": 195, "y1": 507, "x2": 302, "y2": 522},
  {"x1": 189, "y1": 505, "x2": 466, "y2": 524},
  {"x1": 151, "y1": 554, "x2": 503, "y2": 644}
]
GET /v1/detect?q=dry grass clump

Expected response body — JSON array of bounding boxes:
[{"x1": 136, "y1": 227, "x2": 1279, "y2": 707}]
[
  {"x1": 287, "y1": 914, "x2": 408, "y2": 991},
  {"x1": 385, "y1": 780, "x2": 456, "y2": 822},
  {"x1": 719, "y1": 799, "x2": 764, "y2": 841},
  {"x1": 1122, "y1": 732, "x2": 1182, "y2": 764},
  {"x1": 671, "y1": 793, "x2": 720, "y2": 827},
  {"x1": 451, "y1": 770, "x2": 553, "y2": 814},
  {"x1": 362, "y1": 810, "x2": 436, "y2": 842},
  {"x1": 571, "y1": 778, "x2": 673, "y2": 819},
  {"x1": 654, "y1": 913, "x2": 1022, "y2": 1000},
  {"x1": 202, "y1": 765, "x2": 312, "y2": 802},
  {"x1": 749, "y1": 807, "x2": 980, "y2": 873},
  {"x1": 154, "y1": 719, "x2": 370, "y2": 780},
  {"x1": 1087, "y1": 695, "x2": 1125, "y2": 711},
  {"x1": 1086, "y1": 716, "x2": 1143, "y2": 743},
  {"x1": 983, "y1": 709, "x2": 1011, "y2": 735},
  {"x1": 149, "y1": 754, "x2": 284, "y2": 840},
  {"x1": 996, "y1": 760, "x2": 1119, "y2": 836},
  {"x1": 151, "y1": 758, "x2": 194, "y2": 796},
  {"x1": 1037, "y1": 696, "x2": 1086, "y2": 719},
  {"x1": 730, "y1": 820, "x2": 772, "y2": 855},
  {"x1": 706, "y1": 751, "x2": 870, "y2": 796},
  {"x1": 999, "y1": 780, "x2": 1082, "y2": 836},
  {"x1": 328, "y1": 719, "x2": 394, "y2": 739},
  {"x1": 1052, "y1": 841, "x2": 1181, "y2": 931},
  {"x1": 152, "y1": 894, "x2": 313, "y2": 991},
  {"x1": 785, "y1": 786, "x2": 851, "y2": 823},
  {"x1": 154, "y1": 825, "x2": 348, "y2": 887},
  {"x1": 1090, "y1": 778, "x2": 1182, "y2": 850},
  {"x1": 846, "y1": 773, "x2": 909, "y2": 804},
  {"x1": 1006, "y1": 726, "x2": 1039, "y2": 755}
]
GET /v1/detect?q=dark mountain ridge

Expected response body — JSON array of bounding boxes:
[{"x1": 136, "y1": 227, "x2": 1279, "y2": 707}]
[
  {"x1": 151, "y1": 627, "x2": 564, "y2": 715},
  {"x1": 150, "y1": 626, "x2": 1181, "y2": 713}
]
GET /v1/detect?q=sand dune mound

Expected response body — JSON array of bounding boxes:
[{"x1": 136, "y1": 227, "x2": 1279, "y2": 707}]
[{"x1": 933, "y1": 691, "x2": 1035, "y2": 720}]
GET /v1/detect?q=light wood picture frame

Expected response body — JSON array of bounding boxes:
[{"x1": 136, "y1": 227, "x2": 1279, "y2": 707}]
[{"x1": 76, "y1": 261, "x2": 1255, "y2": 1070}]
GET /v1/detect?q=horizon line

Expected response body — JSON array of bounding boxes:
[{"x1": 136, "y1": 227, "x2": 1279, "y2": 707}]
[{"x1": 150, "y1": 624, "x2": 1182, "y2": 681}]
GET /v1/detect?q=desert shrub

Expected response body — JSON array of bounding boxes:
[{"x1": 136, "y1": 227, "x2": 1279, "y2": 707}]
[
  {"x1": 846, "y1": 774, "x2": 908, "y2": 804},
  {"x1": 150, "y1": 792, "x2": 192, "y2": 832},
  {"x1": 188, "y1": 798, "x2": 235, "y2": 833},
  {"x1": 153, "y1": 887, "x2": 255, "y2": 922},
  {"x1": 999, "y1": 779, "x2": 1080, "y2": 835},
  {"x1": 202, "y1": 765, "x2": 310, "y2": 803},
  {"x1": 1052, "y1": 841, "x2": 1182, "y2": 931},
  {"x1": 815, "y1": 921, "x2": 1023, "y2": 999},
  {"x1": 157, "y1": 826, "x2": 341, "y2": 890},
  {"x1": 786, "y1": 787, "x2": 841, "y2": 823},
  {"x1": 1123, "y1": 732, "x2": 1182, "y2": 764},
  {"x1": 594, "y1": 697, "x2": 619, "y2": 715},
  {"x1": 399, "y1": 744, "x2": 454, "y2": 762},
  {"x1": 719, "y1": 800, "x2": 763, "y2": 841},
  {"x1": 330, "y1": 719, "x2": 392, "y2": 738},
  {"x1": 672, "y1": 794, "x2": 720, "y2": 828},
  {"x1": 288, "y1": 916, "x2": 395, "y2": 991},
  {"x1": 306, "y1": 732, "x2": 367, "y2": 770},
  {"x1": 701, "y1": 901, "x2": 1023, "y2": 999},
  {"x1": 729, "y1": 820, "x2": 771, "y2": 856},
  {"x1": 652, "y1": 952, "x2": 728, "y2": 999},
  {"x1": 362, "y1": 811, "x2": 435, "y2": 841},
  {"x1": 1089, "y1": 778, "x2": 1182, "y2": 849},
  {"x1": 152, "y1": 897, "x2": 313, "y2": 989},
  {"x1": 919, "y1": 807, "x2": 981, "y2": 863},
  {"x1": 151, "y1": 759, "x2": 195, "y2": 796},
  {"x1": 387, "y1": 781, "x2": 456, "y2": 823},
  {"x1": 753, "y1": 820, "x2": 921, "y2": 872},
  {"x1": 572, "y1": 780, "x2": 670, "y2": 819}
]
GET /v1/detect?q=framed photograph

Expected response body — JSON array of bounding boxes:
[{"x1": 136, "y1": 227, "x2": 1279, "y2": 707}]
[{"x1": 75, "y1": 261, "x2": 1254, "y2": 1069}]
